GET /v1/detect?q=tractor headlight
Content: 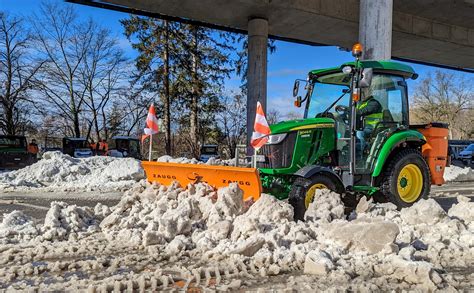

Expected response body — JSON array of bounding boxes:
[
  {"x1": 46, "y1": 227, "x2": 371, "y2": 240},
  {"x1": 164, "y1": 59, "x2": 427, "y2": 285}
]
[{"x1": 266, "y1": 133, "x2": 287, "y2": 145}]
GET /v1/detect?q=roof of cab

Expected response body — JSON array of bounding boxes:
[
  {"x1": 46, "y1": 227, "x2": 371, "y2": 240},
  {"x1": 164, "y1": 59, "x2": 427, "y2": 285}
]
[{"x1": 309, "y1": 60, "x2": 418, "y2": 80}]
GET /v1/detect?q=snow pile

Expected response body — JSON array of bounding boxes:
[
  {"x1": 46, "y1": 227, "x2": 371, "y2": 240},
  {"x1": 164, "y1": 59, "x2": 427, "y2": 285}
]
[
  {"x1": 0, "y1": 185, "x2": 472, "y2": 291},
  {"x1": 41, "y1": 202, "x2": 110, "y2": 241},
  {"x1": 157, "y1": 155, "x2": 238, "y2": 166},
  {"x1": 0, "y1": 151, "x2": 145, "y2": 192},
  {"x1": 157, "y1": 155, "x2": 202, "y2": 164},
  {"x1": 444, "y1": 165, "x2": 474, "y2": 182},
  {"x1": 448, "y1": 195, "x2": 474, "y2": 223},
  {"x1": 0, "y1": 211, "x2": 39, "y2": 244}
]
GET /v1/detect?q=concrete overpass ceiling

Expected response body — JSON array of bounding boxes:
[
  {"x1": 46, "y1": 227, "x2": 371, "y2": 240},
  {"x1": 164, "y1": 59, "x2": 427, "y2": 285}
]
[
  {"x1": 71, "y1": 0, "x2": 474, "y2": 71},
  {"x1": 394, "y1": 0, "x2": 474, "y2": 28}
]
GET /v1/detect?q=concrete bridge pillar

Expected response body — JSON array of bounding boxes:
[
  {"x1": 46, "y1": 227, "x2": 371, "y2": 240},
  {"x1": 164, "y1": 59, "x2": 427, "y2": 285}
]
[
  {"x1": 247, "y1": 17, "x2": 268, "y2": 150},
  {"x1": 359, "y1": 0, "x2": 393, "y2": 60}
]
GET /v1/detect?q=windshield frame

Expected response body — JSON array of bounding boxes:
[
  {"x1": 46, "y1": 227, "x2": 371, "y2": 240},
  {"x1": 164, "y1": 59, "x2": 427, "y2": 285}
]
[{"x1": 303, "y1": 72, "x2": 352, "y2": 119}]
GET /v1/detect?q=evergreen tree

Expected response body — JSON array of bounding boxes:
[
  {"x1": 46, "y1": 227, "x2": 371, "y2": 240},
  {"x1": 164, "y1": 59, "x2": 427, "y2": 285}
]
[
  {"x1": 174, "y1": 25, "x2": 234, "y2": 157},
  {"x1": 121, "y1": 17, "x2": 179, "y2": 155}
]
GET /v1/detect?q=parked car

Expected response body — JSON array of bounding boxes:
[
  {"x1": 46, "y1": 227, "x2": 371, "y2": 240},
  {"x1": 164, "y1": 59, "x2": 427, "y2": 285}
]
[
  {"x1": 458, "y1": 143, "x2": 474, "y2": 164},
  {"x1": 107, "y1": 136, "x2": 141, "y2": 159},
  {"x1": 62, "y1": 137, "x2": 93, "y2": 158},
  {"x1": 199, "y1": 144, "x2": 219, "y2": 163}
]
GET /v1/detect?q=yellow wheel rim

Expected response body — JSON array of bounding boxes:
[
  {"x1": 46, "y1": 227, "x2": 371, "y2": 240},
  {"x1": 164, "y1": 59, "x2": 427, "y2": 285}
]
[
  {"x1": 397, "y1": 164, "x2": 423, "y2": 203},
  {"x1": 305, "y1": 183, "x2": 328, "y2": 208}
]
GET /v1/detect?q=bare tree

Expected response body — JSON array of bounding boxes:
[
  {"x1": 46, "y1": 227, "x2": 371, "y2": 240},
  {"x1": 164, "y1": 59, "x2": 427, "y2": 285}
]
[
  {"x1": 33, "y1": 2, "x2": 93, "y2": 138},
  {"x1": 411, "y1": 70, "x2": 473, "y2": 139},
  {"x1": 0, "y1": 12, "x2": 43, "y2": 135},
  {"x1": 80, "y1": 26, "x2": 126, "y2": 140},
  {"x1": 217, "y1": 93, "x2": 246, "y2": 157},
  {"x1": 267, "y1": 109, "x2": 282, "y2": 125},
  {"x1": 116, "y1": 87, "x2": 155, "y2": 137}
]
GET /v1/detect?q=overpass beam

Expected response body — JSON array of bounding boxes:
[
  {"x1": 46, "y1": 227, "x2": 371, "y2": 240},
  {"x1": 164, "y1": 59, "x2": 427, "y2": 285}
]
[
  {"x1": 359, "y1": 0, "x2": 393, "y2": 60},
  {"x1": 247, "y1": 17, "x2": 268, "y2": 149}
]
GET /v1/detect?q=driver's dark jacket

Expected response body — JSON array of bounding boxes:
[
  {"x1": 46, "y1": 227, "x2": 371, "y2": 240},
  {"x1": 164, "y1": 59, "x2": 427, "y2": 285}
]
[{"x1": 356, "y1": 97, "x2": 382, "y2": 129}]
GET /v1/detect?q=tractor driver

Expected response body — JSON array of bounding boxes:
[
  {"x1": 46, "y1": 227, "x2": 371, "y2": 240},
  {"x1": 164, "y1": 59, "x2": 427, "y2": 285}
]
[{"x1": 356, "y1": 93, "x2": 383, "y2": 153}]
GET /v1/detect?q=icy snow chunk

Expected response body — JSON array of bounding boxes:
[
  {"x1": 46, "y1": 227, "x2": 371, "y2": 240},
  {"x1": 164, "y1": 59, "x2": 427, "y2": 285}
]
[
  {"x1": 42, "y1": 202, "x2": 101, "y2": 241},
  {"x1": 400, "y1": 199, "x2": 446, "y2": 225},
  {"x1": 304, "y1": 189, "x2": 345, "y2": 223},
  {"x1": 0, "y1": 211, "x2": 39, "y2": 243},
  {"x1": 327, "y1": 218, "x2": 399, "y2": 254},
  {"x1": 231, "y1": 193, "x2": 293, "y2": 241},
  {"x1": 355, "y1": 196, "x2": 373, "y2": 214},
  {"x1": 444, "y1": 165, "x2": 474, "y2": 182},
  {"x1": 304, "y1": 250, "x2": 334, "y2": 275},
  {"x1": 207, "y1": 183, "x2": 244, "y2": 225},
  {"x1": 231, "y1": 236, "x2": 265, "y2": 257},
  {"x1": 448, "y1": 195, "x2": 474, "y2": 223}
]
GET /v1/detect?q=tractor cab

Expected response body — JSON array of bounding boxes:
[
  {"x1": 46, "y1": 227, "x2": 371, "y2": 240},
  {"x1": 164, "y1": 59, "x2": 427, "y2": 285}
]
[
  {"x1": 107, "y1": 136, "x2": 141, "y2": 159},
  {"x1": 296, "y1": 61, "x2": 415, "y2": 175},
  {"x1": 62, "y1": 137, "x2": 93, "y2": 158}
]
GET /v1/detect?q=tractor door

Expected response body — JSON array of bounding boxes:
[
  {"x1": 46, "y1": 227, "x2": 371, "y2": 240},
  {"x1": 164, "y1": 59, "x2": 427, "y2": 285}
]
[{"x1": 355, "y1": 74, "x2": 409, "y2": 173}]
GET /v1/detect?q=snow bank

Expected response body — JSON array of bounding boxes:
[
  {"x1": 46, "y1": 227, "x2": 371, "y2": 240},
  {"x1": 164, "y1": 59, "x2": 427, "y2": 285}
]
[
  {"x1": 0, "y1": 151, "x2": 145, "y2": 192},
  {"x1": 157, "y1": 155, "x2": 238, "y2": 166},
  {"x1": 0, "y1": 185, "x2": 472, "y2": 291},
  {"x1": 444, "y1": 165, "x2": 474, "y2": 182}
]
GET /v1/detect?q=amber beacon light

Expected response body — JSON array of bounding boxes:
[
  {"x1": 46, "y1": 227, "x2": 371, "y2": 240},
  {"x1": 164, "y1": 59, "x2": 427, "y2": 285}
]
[{"x1": 352, "y1": 43, "x2": 363, "y2": 57}]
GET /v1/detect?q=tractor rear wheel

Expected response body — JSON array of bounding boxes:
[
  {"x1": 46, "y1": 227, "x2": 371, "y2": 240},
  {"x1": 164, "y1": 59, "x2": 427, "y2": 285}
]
[
  {"x1": 289, "y1": 175, "x2": 338, "y2": 221},
  {"x1": 381, "y1": 148, "x2": 430, "y2": 209}
]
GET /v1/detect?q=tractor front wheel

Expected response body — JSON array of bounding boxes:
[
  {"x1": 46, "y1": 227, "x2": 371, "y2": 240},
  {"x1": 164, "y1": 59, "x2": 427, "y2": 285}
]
[
  {"x1": 289, "y1": 175, "x2": 338, "y2": 221},
  {"x1": 381, "y1": 149, "x2": 430, "y2": 209}
]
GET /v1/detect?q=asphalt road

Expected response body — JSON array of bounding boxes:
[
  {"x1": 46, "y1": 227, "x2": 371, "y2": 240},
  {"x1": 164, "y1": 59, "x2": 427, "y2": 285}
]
[
  {"x1": 0, "y1": 182, "x2": 473, "y2": 222},
  {"x1": 0, "y1": 191, "x2": 122, "y2": 221}
]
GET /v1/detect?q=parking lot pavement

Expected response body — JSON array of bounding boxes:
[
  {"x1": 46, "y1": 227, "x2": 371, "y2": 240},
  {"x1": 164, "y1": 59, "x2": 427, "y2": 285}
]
[
  {"x1": 0, "y1": 191, "x2": 121, "y2": 221},
  {"x1": 0, "y1": 182, "x2": 473, "y2": 222}
]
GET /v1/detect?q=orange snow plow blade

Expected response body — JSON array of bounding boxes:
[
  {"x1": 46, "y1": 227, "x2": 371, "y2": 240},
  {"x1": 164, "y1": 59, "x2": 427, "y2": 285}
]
[{"x1": 141, "y1": 161, "x2": 262, "y2": 201}]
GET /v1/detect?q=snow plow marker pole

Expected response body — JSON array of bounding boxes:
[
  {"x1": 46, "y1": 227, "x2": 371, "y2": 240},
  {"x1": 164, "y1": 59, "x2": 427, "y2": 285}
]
[
  {"x1": 148, "y1": 134, "x2": 153, "y2": 161},
  {"x1": 141, "y1": 161, "x2": 262, "y2": 201}
]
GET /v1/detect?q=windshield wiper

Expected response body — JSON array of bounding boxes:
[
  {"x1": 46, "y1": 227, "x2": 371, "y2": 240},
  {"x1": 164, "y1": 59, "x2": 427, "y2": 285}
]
[{"x1": 321, "y1": 89, "x2": 349, "y2": 115}]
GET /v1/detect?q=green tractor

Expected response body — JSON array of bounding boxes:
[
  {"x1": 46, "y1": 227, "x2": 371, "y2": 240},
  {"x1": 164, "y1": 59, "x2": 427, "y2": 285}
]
[{"x1": 258, "y1": 45, "x2": 448, "y2": 220}]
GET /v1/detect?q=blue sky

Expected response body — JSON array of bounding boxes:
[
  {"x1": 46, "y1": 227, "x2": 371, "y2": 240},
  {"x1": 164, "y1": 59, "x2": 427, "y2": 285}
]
[{"x1": 2, "y1": 0, "x2": 467, "y2": 118}]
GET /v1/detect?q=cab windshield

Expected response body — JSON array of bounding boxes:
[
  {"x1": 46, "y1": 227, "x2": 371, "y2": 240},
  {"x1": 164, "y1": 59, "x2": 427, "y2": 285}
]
[{"x1": 304, "y1": 72, "x2": 351, "y2": 118}]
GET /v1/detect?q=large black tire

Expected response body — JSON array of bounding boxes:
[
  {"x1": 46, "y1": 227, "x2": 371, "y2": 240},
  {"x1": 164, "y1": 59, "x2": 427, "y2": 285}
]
[
  {"x1": 380, "y1": 148, "x2": 430, "y2": 209},
  {"x1": 288, "y1": 174, "x2": 338, "y2": 221}
]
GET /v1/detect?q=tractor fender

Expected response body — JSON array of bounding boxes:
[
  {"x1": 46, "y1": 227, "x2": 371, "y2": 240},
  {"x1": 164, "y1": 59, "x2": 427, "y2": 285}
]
[
  {"x1": 372, "y1": 130, "x2": 426, "y2": 178},
  {"x1": 294, "y1": 165, "x2": 344, "y2": 192}
]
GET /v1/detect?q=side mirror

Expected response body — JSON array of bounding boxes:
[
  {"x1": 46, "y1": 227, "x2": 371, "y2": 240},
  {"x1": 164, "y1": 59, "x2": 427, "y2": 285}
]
[
  {"x1": 294, "y1": 96, "x2": 302, "y2": 107},
  {"x1": 358, "y1": 68, "x2": 373, "y2": 88},
  {"x1": 293, "y1": 80, "x2": 300, "y2": 97}
]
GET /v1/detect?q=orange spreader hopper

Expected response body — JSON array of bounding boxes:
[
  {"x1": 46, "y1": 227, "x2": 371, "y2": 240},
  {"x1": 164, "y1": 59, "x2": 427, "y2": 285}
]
[{"x1": 141, "y1": 161, "x2": 262, "y2": 201}]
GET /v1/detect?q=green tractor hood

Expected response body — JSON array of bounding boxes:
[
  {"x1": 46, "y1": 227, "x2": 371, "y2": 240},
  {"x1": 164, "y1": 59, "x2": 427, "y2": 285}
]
[{"x1": 270, "y1": 117, "x2": 335, "y2": 134}]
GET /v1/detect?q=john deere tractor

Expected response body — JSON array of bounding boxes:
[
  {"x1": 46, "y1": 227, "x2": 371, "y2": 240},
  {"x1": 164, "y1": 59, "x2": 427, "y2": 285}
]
[{"x1": 257, "y1": 44, "x2": 448, "y2": 220}]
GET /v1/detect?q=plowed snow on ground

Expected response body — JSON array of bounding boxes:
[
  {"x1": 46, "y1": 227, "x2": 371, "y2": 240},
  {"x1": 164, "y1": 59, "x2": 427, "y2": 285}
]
[
  {"x1": 0, "y1": 181, "x2": 473, "y2": 291},
  {"x1": 0, "y1": 154, "x2": 472, "y2": 291}
]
